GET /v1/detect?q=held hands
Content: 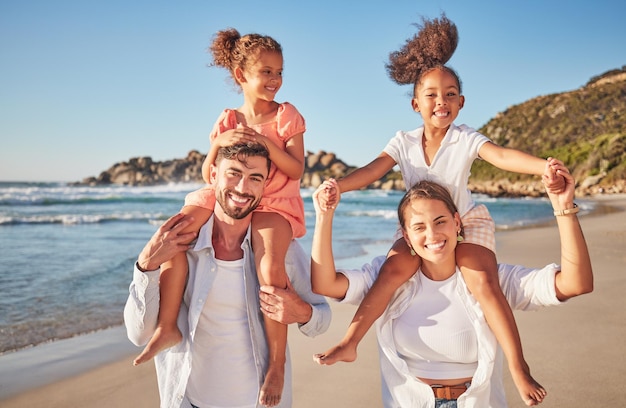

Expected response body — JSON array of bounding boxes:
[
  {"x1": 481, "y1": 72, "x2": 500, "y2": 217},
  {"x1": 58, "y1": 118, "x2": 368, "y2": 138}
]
[
  {"x1": 313, "y1": 178, "x2": 340, "y2": 213},
  {"x1": 542, "y1": 159, "x2": 576, "y2": 211},
  {"x1": 137, "y1": 213, "x2": 196, "y2": 271},
  {"x1": 542, "y1": 157, "x2": 567, "y2": 194}
]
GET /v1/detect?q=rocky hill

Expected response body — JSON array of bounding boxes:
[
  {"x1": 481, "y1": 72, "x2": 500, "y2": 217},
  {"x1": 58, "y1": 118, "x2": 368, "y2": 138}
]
[
  {"x1": 76, "y1": 67, "x2": 626, "y2": 196},
  {"x1": 75, "y1": 149, "x2": 405, "y2": 191},
  {"x1": 470, "y1": 67, "x2": 626, "y2": 196}
]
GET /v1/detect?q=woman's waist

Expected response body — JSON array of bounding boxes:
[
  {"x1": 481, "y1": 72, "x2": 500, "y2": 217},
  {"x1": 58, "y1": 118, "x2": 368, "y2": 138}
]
[{"x1": 418, "y1": 376, "x2": 473, "y2": 386}]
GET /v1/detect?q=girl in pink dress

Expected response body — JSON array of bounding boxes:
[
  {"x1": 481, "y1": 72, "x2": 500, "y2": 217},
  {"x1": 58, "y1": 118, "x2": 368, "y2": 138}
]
[{"x1": 133, "y1": 28, "x2": 306, "y2": 408}]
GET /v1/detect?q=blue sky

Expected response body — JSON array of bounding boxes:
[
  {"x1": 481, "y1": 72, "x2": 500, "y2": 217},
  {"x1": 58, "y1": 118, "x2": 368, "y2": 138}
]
[{"x1": 1, "y1": 0, "x2": 624, "y2": 182}]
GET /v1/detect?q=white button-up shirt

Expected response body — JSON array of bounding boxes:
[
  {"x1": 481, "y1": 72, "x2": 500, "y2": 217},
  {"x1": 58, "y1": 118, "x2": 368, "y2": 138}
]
[{"x1": 124, "y1": 216, "x2": 331, "y2": 408}]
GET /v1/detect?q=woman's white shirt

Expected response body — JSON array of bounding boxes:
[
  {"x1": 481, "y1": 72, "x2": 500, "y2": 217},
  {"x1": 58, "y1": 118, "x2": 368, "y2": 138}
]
[
  {"x1": 337, "y1": 256, "x2": 563, "y2": 408},
  {"x1": 393, "y1": 271, "x2": 478, "y2": 380}
]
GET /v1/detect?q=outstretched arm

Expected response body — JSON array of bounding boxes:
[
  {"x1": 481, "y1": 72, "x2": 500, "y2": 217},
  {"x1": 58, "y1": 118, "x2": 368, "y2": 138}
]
[
  {"x1": 479, "y1": 141, "x2": 548, "y2": 176},
  {"x1": 544, "y1": 164, "x2": 593, "y2": 300},
  {"x1": 336, "y1": 152, "x2": 397, "y2": 193},
  {"x1": 310, "y1": 180, "x2": 350, "y2": 299}
]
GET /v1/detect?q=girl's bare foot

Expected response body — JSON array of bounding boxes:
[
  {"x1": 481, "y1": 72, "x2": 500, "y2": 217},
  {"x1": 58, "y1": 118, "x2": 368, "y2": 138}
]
[
  {"x1": 313, "y1": 342, "x2": 357, "y2": 365},
  {"x1": 259, "y1": 365, "x2": 284, "y2": 407},
  {"x1": 511, "y1": 368, "x2": 547, "y2": 406},
  {"x1": 133, "y1": 325, "x2": 182, "y2": 366}
]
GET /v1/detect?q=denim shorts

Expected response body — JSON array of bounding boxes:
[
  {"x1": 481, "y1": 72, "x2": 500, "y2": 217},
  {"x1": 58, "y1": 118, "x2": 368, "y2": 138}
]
[{"x1": 435, "y1": 399, "x2": 458, "y2": 408}]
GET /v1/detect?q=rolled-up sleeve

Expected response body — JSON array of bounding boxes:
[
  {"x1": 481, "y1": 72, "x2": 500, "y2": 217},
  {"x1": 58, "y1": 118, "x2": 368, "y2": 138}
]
[
  {"x1": 499, "y1": 263, "x2": 562, "y2": 311},
  {"x1": 285, "y1": 241, "x2": 331, "y2": 337},
  {"x1": 123, "y1": 264, "x2": 161, "y2": 346},
  {"x1": 338, "y1": 256, "x2": 386, "y2": 305}
]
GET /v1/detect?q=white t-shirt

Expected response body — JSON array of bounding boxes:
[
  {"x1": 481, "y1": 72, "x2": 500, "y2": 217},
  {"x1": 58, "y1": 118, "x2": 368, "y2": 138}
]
[
  {"x1": 187, "y1": 258, "x2": 257, "y2": 408},
  {"x1": 393, "y1": 271, "x2": 478, "y2": 379},
  {"x1": 383, "y1": 124, "x2": 491, "y2": 216}
]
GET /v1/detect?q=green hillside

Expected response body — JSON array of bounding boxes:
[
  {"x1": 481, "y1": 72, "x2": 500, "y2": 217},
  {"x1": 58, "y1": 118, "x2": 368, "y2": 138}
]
[{"x1": 471, "y1": 66, "x2": 626, "y2": 193}]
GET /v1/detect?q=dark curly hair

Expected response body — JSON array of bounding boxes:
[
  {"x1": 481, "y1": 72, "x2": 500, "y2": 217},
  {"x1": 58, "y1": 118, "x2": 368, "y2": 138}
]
[
  {"x1": 208, "y1": 28, "x2": 282, "y2": 90},
  {"x1": 386, "y1": 14, "x2": 462, "y2": 96}
]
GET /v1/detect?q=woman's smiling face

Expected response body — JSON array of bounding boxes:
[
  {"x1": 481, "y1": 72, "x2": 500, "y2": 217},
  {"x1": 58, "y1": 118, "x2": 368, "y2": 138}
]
[{"x1": 401, "y1": 197, "x2": 461, "y2": 274}]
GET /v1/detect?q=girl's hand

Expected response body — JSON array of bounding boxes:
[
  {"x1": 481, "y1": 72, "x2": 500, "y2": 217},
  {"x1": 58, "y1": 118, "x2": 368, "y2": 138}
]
[
  {"x1": 213, "y1": 124, "x2": 259, "y2": 148},
  {"x1": 313, "y1": 179, "x2": 339, "y2": 213}
]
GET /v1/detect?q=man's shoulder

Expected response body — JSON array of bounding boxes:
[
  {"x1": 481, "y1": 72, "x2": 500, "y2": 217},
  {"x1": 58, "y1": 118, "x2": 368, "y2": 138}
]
[
  {"x1": 284, "y1": 240, "x2": 308, "y2": 275},
  {"x1": 286, "y1": 239, "x2": 306, "y2": 260}
]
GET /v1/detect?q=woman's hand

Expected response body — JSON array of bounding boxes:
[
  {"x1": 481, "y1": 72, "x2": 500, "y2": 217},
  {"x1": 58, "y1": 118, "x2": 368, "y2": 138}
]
[
  {"x1": 542, "y1": 157, "x2": 566, "y2": 194},
  {"x1": 543, "y1": 159, "x2": 575, "y2": 212},
  {"x1": 313, "y1": 179, "x2": 339, "y2": 213}
]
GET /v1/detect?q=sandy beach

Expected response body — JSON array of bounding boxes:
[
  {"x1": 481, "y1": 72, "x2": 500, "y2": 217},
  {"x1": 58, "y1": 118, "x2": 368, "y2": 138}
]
[{"x1": 1, "y1": 194, "x2": 624, "y2": 407}]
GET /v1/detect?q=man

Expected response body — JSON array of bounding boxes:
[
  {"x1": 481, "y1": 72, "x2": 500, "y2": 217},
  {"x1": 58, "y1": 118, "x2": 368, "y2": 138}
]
[{"x1": 124, "y1": 143, "x2": 331, "y2": 408}]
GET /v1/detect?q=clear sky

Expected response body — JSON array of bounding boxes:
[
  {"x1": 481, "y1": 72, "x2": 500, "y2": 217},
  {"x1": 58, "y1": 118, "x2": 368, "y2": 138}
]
[{"x1": 1, "y1": 0, "x2": 624, "y2": 182}]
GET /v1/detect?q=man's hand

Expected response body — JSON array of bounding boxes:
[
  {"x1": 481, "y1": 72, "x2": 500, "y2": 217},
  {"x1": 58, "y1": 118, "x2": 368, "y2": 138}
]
[
  {"x1": 137, "y1": 213, "x2": 196, "y2": 271},
  {"x1": 260, "y1": 279, "x2": 312, "y2": 325}
]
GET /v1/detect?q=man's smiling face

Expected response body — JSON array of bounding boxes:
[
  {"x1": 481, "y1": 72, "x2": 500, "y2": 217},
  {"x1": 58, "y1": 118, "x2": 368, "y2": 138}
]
[{"x1": 212, "y1": 154, "x2": 268, "y2": 220}]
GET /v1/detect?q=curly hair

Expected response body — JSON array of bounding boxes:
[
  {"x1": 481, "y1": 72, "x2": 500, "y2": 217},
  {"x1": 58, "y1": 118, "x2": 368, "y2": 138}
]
[
  {"x1": 208, "y1": 28, "x2": 282, "y2": 89},
  {"x1": 386, "y1": 14, "x2": 462, "y2": 95}
]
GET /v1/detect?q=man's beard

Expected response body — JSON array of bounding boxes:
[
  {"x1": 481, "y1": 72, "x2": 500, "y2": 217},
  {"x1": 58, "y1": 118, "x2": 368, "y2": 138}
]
[{"x1": 216, "y1": 188, "x2": 260, "y2": 219}]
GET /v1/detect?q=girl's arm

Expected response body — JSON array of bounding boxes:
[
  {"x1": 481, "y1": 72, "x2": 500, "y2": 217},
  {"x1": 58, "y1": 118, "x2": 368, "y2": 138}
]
[
  {"x1": 336, "y1": 152, "x2": 397, "y2": 194},
  {"x1": 260, "y1": 131, "x2": 305, "y2": 180},
  {"x1": 310, "y1": 180, "x2": 350, "y2": 299},
  {"x1": 546, "y1": 165, "x2": 594, "y2": 301},
  {"x1": 478, "y1": 141, "x2": 547, "y2": 176}
]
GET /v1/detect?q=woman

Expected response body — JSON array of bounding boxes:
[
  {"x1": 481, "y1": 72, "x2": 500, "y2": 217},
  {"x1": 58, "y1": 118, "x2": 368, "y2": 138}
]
[{"x1": 310, "y1": 165, "x2": 592, "y2": 407}]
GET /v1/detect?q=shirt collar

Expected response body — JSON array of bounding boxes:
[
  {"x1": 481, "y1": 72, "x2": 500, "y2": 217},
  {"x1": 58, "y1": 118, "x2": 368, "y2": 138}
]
[{"x1": 190, "y1": 215, "x2": 252, "y2": 252}]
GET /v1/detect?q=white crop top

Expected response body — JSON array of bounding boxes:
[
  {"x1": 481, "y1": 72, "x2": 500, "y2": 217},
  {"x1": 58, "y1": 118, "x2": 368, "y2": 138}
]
[{"x1": 393, "y1": 271, "x2": 478, "y2": 379}]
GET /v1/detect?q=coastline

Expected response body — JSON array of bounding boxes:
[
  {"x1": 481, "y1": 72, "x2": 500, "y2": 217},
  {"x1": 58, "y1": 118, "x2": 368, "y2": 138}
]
[{"x1": 1, "y1": 194, "x2": 624, "y2": 407}]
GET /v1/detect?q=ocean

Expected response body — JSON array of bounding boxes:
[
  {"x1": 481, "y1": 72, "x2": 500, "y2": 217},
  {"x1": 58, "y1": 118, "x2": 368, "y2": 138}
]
[{"x1": 0, "y1": 181, "x2": 583, "y2": 355}]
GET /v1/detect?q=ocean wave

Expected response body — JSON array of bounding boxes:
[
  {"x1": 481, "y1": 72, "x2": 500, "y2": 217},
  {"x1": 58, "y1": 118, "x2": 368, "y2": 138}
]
[
  {"x1": 0, "y1": 212, "x2": 170, "y2": 225},
  {"x1": 346, "y1": 209, "x2": 398, "y2": 219},
  {"x1": 0, "y1": 182, "x2": 204, "y2": 206}
]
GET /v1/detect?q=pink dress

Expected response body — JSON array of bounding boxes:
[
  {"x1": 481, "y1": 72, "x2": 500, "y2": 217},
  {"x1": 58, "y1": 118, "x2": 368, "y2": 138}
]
[{"x1": 185, "y1": 102, "x2": 307, "y2": 239}]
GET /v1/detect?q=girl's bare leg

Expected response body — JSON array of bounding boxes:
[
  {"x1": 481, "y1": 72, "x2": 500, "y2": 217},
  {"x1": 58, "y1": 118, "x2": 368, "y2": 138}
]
[
  {"x1": 314, "y1": 238, "x2": 420, "y2": 365},
  {"x1": 456, "y1": 243, "x2": 546, "y2": 406},
  {"x1": 133, "y1": 205, "x2": 212, "y2": 366},
  {"x1": 252, "y1": 212, "x2": 291, "y2": 407}
]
